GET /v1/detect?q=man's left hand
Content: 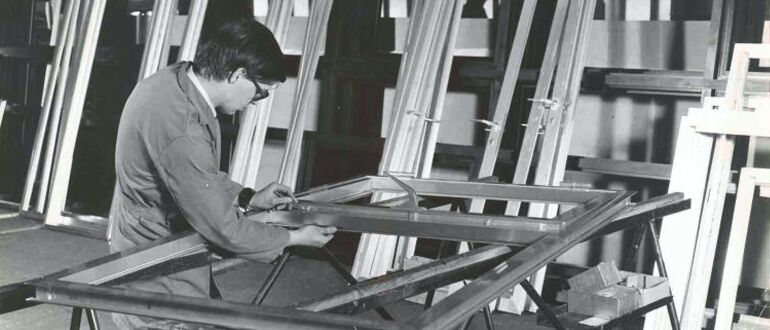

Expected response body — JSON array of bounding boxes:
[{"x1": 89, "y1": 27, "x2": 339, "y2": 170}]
[{"x1": 249, "y1": 182, "x2": 295, "y2": 210}]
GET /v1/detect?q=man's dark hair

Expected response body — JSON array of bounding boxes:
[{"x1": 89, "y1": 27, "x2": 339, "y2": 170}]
[{"x1": 194, "y1": 19, "x2": 286, "y2": 83}]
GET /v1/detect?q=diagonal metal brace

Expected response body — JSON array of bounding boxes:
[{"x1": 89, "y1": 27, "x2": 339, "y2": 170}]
[{"x1": 384, "y1": 172, "x2": 420, "y2": 211}]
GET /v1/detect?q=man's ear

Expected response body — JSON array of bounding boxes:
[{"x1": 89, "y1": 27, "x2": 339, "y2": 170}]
[{"x1": 228, "y1": 68, "x2": 248, "y2": 84}]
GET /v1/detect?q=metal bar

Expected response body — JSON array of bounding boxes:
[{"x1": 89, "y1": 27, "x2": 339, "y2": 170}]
[
  {"x1": 157, "y1": 0, "x2": 178, "y2": 71},
  {"x1": 471, "y1": 0, "x2": 539, "y2": 184},
  {"x1": 230, "y1": 0, "x2": 293, "y2": 186},
  {"x1": 354, "y1": 0, "x2": 463, "y2": 279},
  {"x1": 101, "y1": 251, "x2": 214, "y2": 286},
  {"x1": 0, "y1": 231, "x2": 205, "y2": 314},
  {"x1": 31, "y1": 280, "x2": 399, "y2": 330},
  {"x1": 416, "y1": 0, "x2": 465, "y2": 178},
  {"x1": 19, "y1": 0, "x2": 76, "y2": 212},
  {"x1": 138, "y1": 0, "x2": 175, "y2": 79},
  {"x1": 278, "y1": 0, "x2": 335, "y2": 189},
  {"x1": 318, "y1": 247, "x2": 395, "y2": 321},
  {"x1": 59, "y1": 233, "x2": 206, "y2": 285},
  {"x1": 69, "y1": 307, "x2": 82, "y2": 330},
  {"x1": 294, "y1": 245, "x2": 514, "y2": 314},
  {"x1": 587, "y1": 193, "x2": 689, "y2": 240},
  {"x1": 296, "y1": 176, "x2": 374, "y2": 203},
  {"x1": 604, "y1": 72, "x2": 726, "y2": 93},
  {"x1": 504, "y1": 0, "x2": 571, "y2": 211},
  {"x1": 262, "y1": 202, "x2": 558, "y2": 246},
  {"x1": 177, "y1": 0, "x2": 207, "y2": 61},
  {"x1": 647, "y1": 221, "x2": 680, "y2": 330},
  {"x1": 44, "y1": 0, "x2": 107, "y2": 228},
  {"x1": 369, "y1": 176, "x2": 613, "y2": 204},
  {"x1": 519, "y1": 280, "x2": 564, "y2": 330},
  {"x1": 505, "y1": 0, "x2": 598, "y2": 313},
  {"x1": 86, "y1": 308, "x2": 100, "y2": 330},
  {"x1": 35, "y1": 0, "x2": 83, "y2": 213},
  {"x1": 405, "y1": 192, "x2": 633, "y2": 329},
  {"x1": 0, "y1": 99, "x2": 5, "y2": 132},
  {"x1": 251, "y1": 252, "x2": 291, "y2": 305},
  {"x1": 577, "y1": 157, "x2": 672, "y2": 180}
]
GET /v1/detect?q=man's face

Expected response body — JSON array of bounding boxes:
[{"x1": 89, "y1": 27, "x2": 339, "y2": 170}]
[{"x1": 219, "y1": 69, "x2": 280, "y2": 115}]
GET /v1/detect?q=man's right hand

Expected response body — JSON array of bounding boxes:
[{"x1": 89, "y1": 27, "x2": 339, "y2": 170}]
[{"x1": 287, "y1": 225, "x2": 336, "y2": 247}]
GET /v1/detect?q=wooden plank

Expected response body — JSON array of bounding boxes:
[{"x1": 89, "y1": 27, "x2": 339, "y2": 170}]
[
  {"x1": 643, "y1": 112, "x2": 714, "y2": 330},
  {"x1": 691, "y1": 110, "x2": 770, "y2": 137},
  {"x1": 679, "y1": 44, "x2": 764, "y2": 329},
  {"x1": 701, "y1": 0, "x2": 728, "y2": 99},
  {"x1": 713, "y1": 168, "x2": 770, "y2": 329}
]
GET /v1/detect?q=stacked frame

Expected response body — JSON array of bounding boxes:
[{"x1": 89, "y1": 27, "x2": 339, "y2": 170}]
[{"x1": 0, "y1": 176, "x2": 689, "y2": 329}]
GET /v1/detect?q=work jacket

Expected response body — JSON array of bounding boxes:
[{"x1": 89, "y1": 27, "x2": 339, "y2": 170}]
[{"x1": 109, "y1": 62, "x2": 290, "y2": 304}]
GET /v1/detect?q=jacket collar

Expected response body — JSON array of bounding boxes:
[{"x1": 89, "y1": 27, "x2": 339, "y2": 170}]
[{"x1": 173, "y1": 61, "x2": 217, "y2": 125}]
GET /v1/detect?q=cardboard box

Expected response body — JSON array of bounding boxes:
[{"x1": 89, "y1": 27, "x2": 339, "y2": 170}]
[
  {"x1": 568, "y1": 285, "x2": 640, "y2": 318},
  {"x1": 567, "y1": 261, "x2": 621, "y2": 293},
  {"x1": 567, "y1": 268, "x2": 671, "y2": 319},
  {"x1": 621, "y1": 273, "x2": 671, "y2": 306}
]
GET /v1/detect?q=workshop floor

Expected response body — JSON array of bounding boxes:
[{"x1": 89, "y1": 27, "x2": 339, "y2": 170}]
[{"x1": 0, "y1": 212, "x2": 552, "y2": 330}]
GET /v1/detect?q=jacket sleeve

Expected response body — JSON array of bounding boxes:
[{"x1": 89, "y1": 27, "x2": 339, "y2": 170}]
[{"x1": 157, "y1": 135, "x2": 290, "y2": 254}]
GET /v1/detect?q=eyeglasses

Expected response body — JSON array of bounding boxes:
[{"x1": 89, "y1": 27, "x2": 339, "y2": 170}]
[{"x1": 251, "y1": 80, "x2": 278, "y2": 104}]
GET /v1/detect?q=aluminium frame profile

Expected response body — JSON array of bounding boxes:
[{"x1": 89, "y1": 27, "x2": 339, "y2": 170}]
[
  {"x1": 229, "y1": 0, "x2": 293, "y2": 187},
  {"x1": 500, "y1": 0, "x2": 598, "y2": 313},
  {"x1": 137, "y1": 0, "x2": 178, "y2": 80},
  {"x1": 0, "y1": 177, "x2": 640, "y2": 329},
  {"x1": 293, "y1": 193, "x2": 688, "y2": 315},
  {"x1": 0, "y1": 99, "x2": 5, "y2": 136},
  {"x1": 353, "y1": 0, "x2": 464, "y2": 279},
  {"x1": 176, "y1": 0, "x2": 207, "y2": 62},
  {"x1": 20, "y1": 0, "x2": 81, "y2": 213},
  {"x1": 278, "y1": 0, "x2": 335, "y2": 190},
  {"x1": 43, "y1": 0, "x2": 107, "y2": 229}
]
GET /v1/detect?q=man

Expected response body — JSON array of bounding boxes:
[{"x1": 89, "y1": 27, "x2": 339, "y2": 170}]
[{"x1": 110, "y1": 19, "x2": 335, "y2": 329}]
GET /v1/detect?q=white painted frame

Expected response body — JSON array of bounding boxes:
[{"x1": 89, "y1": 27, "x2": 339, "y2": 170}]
[{"x1": 713, "y1": 167, "x2": 770, "y2": 329}]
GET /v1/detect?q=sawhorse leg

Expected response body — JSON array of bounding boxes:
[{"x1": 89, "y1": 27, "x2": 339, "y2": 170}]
[
  {"x1": 251, "y1": 248, "x2": 395, "y2": 321},
  {"x1": 69, "y1": 307, "x2": 100, "y2": 330},
  {"x1": 520, "y1": 279, "x2": 565, "y2": 330},
  {"x1": 646, "y1": 220, "x2": 681, "y2": 330},
  {"x1": 625, "y1": 219, "x2": 681, "y2": 330}
]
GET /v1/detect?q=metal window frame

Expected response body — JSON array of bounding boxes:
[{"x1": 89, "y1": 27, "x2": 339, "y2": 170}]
[{"x1": 0, "y1": 176, "x2": 690, "y2": 329}]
